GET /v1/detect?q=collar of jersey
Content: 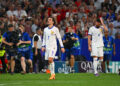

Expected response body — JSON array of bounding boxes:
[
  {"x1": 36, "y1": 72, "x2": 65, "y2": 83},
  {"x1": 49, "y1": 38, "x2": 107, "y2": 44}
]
[
  {"x1": 94, "y1": 26, "x2": 100, "y2": 29},
  {"x1": 48, "y1": 26, "x2": 54, "y2": 29}
]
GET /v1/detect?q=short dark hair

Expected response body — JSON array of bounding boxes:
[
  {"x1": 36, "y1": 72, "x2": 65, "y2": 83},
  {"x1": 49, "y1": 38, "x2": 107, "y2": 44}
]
[
  {"x1": 36, "y1": 27, "x2": 41, "y2": 31},
  {"x1": 96, "y1": 18, "x2": 101, "y2": 23},
  {"x1": 8, "y1": 24, "x2": 14, "y2": 28}
]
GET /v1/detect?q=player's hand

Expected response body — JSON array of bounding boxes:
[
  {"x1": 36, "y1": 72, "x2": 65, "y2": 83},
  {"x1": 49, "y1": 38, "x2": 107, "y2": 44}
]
[
  {"x1": 61, "y1": 48, "x2": 65, "y2": 53},
  {"x1": 42, "y1": 47, "x2": 45, "y2": 52},
  {"x1": 17, "y1": 40, "x2": 23, "y2": 46},
  {"x1": 88, "y1": 46, "x2": 92, "y2": 52},
  {"x1": 8, "y1": 42, "x2": 14, "y2": 46}
]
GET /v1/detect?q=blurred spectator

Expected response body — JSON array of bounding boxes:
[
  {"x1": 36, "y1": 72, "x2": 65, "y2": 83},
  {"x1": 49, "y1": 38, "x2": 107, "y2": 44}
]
[
  {"x1": 0, "y1": 30, "x2": 6, "y2": 73},
  {"x1": 7, "y1": 4, "x2": 15, "y2": 17},
  {"x1": 7, "y1": 16, "x2": 18, "y2": 30},
  {"x1": 108, "y1": 23, "x2": 117, "y2": 39},
  {"x1": 13, "y1": 4, "x2": 27, "y2": 19},
  {"x1": 113, "y1": 15, "x2": 120, "y2": 32},
  {"x1": 31, "y1": 19, "x2": 39, "y2": 34},
  {"x1": 94, "y1": 0, "x2": 102, "y2": 10},
  {"x1": 24, "y1": 18, "x2": 33, "y2": 37},
  {"x1": 0, "y1": 21, "x2": 6, "y2": 35}
]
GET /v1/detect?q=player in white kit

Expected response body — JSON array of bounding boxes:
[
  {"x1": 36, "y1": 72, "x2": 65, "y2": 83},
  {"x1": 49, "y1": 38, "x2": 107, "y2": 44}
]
[
  {"x1": 42, "y1": 17, "x2": 65, "y2": 80},
  {"x1": 88, "y1": 18, "x2": 108, "y2": 76}
]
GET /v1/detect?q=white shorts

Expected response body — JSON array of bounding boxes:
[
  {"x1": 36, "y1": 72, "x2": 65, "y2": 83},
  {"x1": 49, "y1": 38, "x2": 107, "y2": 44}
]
[
  {"x1": 45, "y1": 48, "x2": 57, "y2": 60},
  {"x1": 91, "y1": 46, "x2": 103, "y2": 57}
]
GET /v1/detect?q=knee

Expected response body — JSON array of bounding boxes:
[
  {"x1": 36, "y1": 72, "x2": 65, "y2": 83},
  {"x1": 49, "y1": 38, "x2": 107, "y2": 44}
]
[
  {"x1": 21, "y1": 57, "x2": 25, "y2": 62},
  {"x1": 28, "y1": 59, "x2": 32, "y2": 64},
  {"x1": 48, "y1": 57, "x2": 53, "y2": 63},
  {"x1": 11, "y1": 57, "x2": 14, "y2": 61},
  {"x1": 70, "y1": 55, "x2": 74, "y2": 59}
]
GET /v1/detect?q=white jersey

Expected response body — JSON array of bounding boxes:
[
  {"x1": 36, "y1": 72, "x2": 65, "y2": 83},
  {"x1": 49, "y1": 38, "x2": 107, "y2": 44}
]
[
  {"x1": 32, "y1": 34, "x2": 42, "y2": 49},
  {"x1": 42, "y1": 26, "x2": 64, "y2": 49},
  {"x1": 88, "y1": 26, "x2": 104, "y2": 47}
]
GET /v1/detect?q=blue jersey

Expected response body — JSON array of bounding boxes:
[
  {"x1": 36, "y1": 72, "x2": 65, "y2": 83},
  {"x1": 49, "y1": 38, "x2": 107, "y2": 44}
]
[
  {"x1": 18, "y1": 32, "x2": 31, "y2": 52},
  {"x1": 3, "y1": 32, "x2": 12, "y2": 42},
  {"x1": 103, "y1": 36, "x2": 115, "y2": 55}
]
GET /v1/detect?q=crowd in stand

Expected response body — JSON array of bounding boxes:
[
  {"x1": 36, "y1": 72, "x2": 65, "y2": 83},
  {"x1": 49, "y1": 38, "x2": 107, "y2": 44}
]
[{"x1": 0, "y1": 0, "x2": 120, "y2": 38}]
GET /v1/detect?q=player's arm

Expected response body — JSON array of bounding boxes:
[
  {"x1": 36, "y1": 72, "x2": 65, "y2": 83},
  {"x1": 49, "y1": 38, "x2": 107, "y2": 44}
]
[
  {"x1": 42, "y1": 30, "x2": 46, "y2": 52},
  {"x1": 100, "y1": 17, "x2": 108, "y2": 31},
  {"x1": 71, "y1": 34, "x2": 78, "y2": 41},
  {"x1": 2, "y1": 37, "x2": 13, "y2": 46},
  {"x1": 88, "y1": 35, "x2": 92, "y2": 52},
  {"x1": 2, "y1": 33, "x2": 13, "y2": 46},
  {"x1": 56, "y1": 28, "x2": 65, "y2": 53},
  {"x1": 34, "y1": 35, "x2": 39, "y2": 55},
  {"x1": 88, "y1": 27, "x2": 92, "y2": 52},
  {"x1": 17, "y1": 33, "x2": 31, "y2": 46}
]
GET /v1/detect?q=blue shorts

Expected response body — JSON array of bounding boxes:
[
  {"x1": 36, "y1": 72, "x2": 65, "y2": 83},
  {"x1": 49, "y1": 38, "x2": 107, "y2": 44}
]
[
  {"x1": 18, "y1": 50, "x2": 33, "y2": 60},
  {"x1": 64, "y1": 48, "x2": 78, "y2": 60},
  {"x1": 104, "y1": 54, "x2": 112, "y2": 61},
  {"x1": 6, "y1": 51, "x2": 16, "y2": 60}
]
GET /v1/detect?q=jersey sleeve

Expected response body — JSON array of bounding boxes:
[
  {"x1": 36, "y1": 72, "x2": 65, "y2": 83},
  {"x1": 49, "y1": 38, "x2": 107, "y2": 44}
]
[
  {"x1": 34, "y1": 35, "x2": 39, "y2": 41},
  {"x1": 2, "y1": 32, "x2": 7, "y2": 39},
  {"x1": 42, "y1": 29, "x2": 46, "y2": 47},
  {"x1": 88, "y1": 27, "x2": 93, "y2": 35},
  {"x1": 56, "y1": 27, "x2": 64, "y2": 48},
  {"x1": 62, "y1": 34, "x2": 66, "y2": 41}
]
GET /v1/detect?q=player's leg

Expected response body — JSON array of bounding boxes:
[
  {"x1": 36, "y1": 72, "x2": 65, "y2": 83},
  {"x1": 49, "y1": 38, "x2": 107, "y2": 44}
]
[
  {"x1": 106, "y1": 54, "x2": 112, "y2": 72},
  {"x1": 10, "y1": 56, "x2": 15, "y2": 74},
  {"x1": 70, "y1": 55, "x2": 75, "y2": 72},
  {"x1": 102, "y1": 54, "x2": 107, "y2": 73},
  {"x1": 26, "y1": 51, "x2": 33, "y2": 73},
  {"x1": 91, "y1": 46, "x2": 99, "y2": 76},
  {"x1": 21, "y1": 56, "x2": 26, "y2": 74},
  {"x1": 48, "y1": 57, "x2": 55, "y2": 79},
  {"x1": 27, "y1": 59, "x2": 33, "y2": 73},
  {"x1": 98, "y1": 47, "x2": 104, "y2": 73},
  {"x1": 48, "y1": 49, "x2": 56, "y2": 80}
]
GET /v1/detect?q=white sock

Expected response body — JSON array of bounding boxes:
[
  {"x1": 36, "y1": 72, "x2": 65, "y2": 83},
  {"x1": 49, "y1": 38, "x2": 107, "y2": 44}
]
[
  {"x1": 93, "y1": 58, "x2": 98, "y2": 74},
  {"x1": 98, "y1": 59, "x2": 103, "y2": 66},
  {"x1": 50, "y1": 62, "x2": 55, "y2": 75}
]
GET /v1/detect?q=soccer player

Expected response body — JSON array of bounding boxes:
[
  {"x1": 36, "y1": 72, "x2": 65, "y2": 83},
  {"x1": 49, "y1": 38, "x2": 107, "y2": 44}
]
[
  {"x1": 42, "y1": 17, "x2": 65, "y2": 80},
  {"x1": 88, "y1": 18, "x2": 108, "y2": 76}
]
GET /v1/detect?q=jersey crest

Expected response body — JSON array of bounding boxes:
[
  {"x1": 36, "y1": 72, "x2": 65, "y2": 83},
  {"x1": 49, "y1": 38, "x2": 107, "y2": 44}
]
[{"x1": 51, "y1": 30, "x2": 54, "y2": 35}]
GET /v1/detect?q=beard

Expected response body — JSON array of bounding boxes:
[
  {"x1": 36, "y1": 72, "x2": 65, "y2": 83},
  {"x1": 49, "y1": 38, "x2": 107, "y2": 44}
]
[{"x1": 96, "y1": 25, "x2": 100, "y2": 28}]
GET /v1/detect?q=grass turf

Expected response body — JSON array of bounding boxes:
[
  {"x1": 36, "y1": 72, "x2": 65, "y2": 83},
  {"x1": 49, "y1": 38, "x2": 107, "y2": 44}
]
[{"x1": 0, "y1": 73, "x2": 120, "y2": 86}]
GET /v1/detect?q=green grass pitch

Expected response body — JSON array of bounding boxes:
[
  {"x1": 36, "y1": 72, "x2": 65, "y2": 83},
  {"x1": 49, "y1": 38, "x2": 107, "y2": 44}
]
[{"x1": 0, "y1": 73, "x2": 120, "y2": 86}]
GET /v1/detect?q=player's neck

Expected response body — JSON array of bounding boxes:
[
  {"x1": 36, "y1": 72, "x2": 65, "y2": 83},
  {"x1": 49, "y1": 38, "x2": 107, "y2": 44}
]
[{"x1": 48, "y1": 24, "x2": 54, "y2": 29}]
